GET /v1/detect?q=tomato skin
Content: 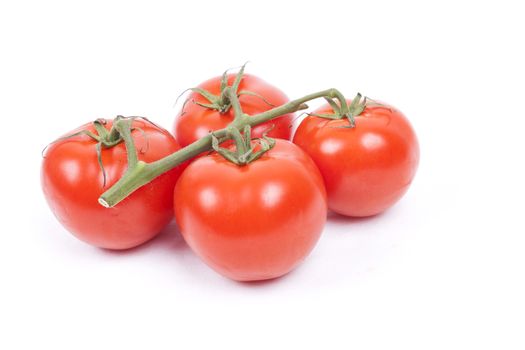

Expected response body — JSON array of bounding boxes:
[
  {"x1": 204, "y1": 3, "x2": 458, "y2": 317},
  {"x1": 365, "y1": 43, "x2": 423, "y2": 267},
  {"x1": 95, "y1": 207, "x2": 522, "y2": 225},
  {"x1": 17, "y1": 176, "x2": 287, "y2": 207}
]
[
  {"x1": 173, "y1": 74, "x2": 293, "y2": 147},
  {"x1": 293, "y1": 101, "x2": 419, "y2": 217},
  {"x1": 174, "y1": 140, "x2": 327, "y2": 281},
  {"x1": 41, "y1": 118, "x2": 185, "y2": 250}
]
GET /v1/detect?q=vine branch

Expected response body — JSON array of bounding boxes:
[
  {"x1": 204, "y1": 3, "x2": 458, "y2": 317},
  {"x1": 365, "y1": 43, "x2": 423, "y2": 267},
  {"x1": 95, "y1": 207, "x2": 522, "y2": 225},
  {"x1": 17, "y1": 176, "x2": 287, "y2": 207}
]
[{"x1": 98, "y1": 88, "x2": 349, "y2": 208}]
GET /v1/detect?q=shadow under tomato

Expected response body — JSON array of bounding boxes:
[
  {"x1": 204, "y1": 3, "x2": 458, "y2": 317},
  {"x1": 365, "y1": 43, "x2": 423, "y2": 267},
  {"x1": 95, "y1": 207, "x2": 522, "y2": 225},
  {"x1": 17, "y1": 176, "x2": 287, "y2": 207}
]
[
  {"x1": 156, "y1": 220, "x2": 205, "y2": 266},
  {"x1": 230, "y1": 212, "x2": 394, "y2": 286},
  {"x1": 326, "y1": 209, "x2": 387, "y2": 225},
  {"x1": 232, "y1": 270, "x2": 297, "y2": 288},
  {"x1": 155, "y1": 220, "x2": 189, "y2": 252},
  {"x1": 94, "y1": 208, "x2": 396, "y2": 285}
]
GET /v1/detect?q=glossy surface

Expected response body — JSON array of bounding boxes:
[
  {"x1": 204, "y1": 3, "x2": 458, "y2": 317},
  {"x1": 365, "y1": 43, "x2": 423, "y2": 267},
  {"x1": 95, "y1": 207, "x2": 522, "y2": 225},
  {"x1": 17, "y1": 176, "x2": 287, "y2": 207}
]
[
  {"x1": 173, "y1": 74, "x2": 294, "y2": 147},
  {"x1": 293, "y1": 102, "x2": 419, "y2": 217},
  {"x1": 174, "y1": 140, "x2": 327, "y2": 281},
  {"x1": 42, "y1": 119, "x2": 185, "y2": 249}
]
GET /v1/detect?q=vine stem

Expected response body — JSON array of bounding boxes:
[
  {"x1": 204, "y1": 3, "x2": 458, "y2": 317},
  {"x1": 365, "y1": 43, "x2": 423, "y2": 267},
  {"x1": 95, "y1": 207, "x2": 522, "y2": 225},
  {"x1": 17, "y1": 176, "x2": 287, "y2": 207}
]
[
  {"x1": 224, "y1": 87, "x2": 244, "y2": 123},
  {"x1": 98, "y1": 88, "x2": 347, "y2": 208},
  {"x1": 113, "y1": 117, "x2": 138, "y2": 167}
]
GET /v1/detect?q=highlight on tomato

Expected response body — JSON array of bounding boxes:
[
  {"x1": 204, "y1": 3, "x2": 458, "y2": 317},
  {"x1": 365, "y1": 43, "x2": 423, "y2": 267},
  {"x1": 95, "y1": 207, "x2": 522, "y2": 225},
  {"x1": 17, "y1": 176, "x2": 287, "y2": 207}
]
[
  {"x1": 173, "y1": 64, "x2": 294, "y2": 148},
  {"x1": 41, "y1": 116, "x2": 185, "y2": 250},
  {"x1": 173, "y1": 132, "x2": 327, "y2": 282},
  {"x1": 293, "y1": 95, "x2": 419, "y2": 217}
]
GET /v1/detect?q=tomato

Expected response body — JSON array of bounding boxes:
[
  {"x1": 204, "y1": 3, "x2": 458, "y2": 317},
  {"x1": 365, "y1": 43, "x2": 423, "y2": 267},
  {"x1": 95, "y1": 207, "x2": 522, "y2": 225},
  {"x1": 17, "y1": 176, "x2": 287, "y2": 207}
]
[
  {"x1": 173, "y1": 140, "x2": 327, "y2": 281},
  {"x1": 41, "y1": 118, "x2": 185, "y2": 250},
  {"x1": 293, "y1": 101, "x2": 419, "y2": 217},
  {"x1": 173, "y1": 74, "x2": 293, "y2": 147}
]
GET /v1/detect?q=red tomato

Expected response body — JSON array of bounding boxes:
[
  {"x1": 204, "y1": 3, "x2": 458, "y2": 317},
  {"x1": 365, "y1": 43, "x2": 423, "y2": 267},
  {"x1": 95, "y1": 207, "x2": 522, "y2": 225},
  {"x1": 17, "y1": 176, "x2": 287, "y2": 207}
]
[
  {"x1": 173, "y1": 74, "x2": 293, "y2": 147},
  {"x1": 174, "y1": 140, "x2": 327, "y2": 281},
  {"x1": 293, "y1": 101, "x2": 419, "y2": 217},
  {"x1": 42, "y1": 118, "x2": 185, "y2": 249}
]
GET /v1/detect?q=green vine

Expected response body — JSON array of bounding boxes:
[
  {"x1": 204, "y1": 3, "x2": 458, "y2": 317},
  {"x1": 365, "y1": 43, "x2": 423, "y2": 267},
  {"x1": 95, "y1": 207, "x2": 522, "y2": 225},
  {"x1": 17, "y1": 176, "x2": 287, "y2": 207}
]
[{"x1": 98, "y1": 80, "x2": 357, "y2": 208}]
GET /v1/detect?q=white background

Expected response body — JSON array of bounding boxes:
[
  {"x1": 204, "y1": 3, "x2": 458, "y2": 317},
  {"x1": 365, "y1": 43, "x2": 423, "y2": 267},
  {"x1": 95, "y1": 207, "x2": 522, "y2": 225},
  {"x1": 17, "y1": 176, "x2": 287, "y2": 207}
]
[{"x1": 1, "y1": 0, "x2": 524, "y2": 349}]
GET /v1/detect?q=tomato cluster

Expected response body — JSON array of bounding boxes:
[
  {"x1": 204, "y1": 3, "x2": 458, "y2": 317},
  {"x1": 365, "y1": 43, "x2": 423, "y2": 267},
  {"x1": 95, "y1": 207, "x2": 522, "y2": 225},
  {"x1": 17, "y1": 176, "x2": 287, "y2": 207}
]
[{"x1": 42, "y1": 69, "x2": 419, "y2": 282}]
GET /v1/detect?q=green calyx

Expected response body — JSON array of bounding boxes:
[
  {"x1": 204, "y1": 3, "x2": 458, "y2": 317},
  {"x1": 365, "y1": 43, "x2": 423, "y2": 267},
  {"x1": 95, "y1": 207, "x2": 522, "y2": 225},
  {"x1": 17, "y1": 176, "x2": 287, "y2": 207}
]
[
  {"x1": 182, "y1": 62, "x2": 274, "y2": 114},
  {"x1": 310, "y1": 93, "x2": 368, "y2": 128},
  {"x1": 45, "y1": 115, "x2": 145, "y2": 187},
  {"x1": 211, "y1": 125, "x2": 275, "y2": 166}
]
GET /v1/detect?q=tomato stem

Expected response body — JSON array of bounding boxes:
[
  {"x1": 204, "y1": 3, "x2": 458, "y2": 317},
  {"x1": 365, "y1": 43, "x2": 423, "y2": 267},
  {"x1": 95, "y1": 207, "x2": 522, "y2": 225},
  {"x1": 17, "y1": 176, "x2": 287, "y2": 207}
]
[
  {"x1": 210, "y1": 125, "x2": 276, "y2": 166},
  {"x1": 224, "y1": 87, "x2": 245, "y2": 123},
  {"x1": 98, "y1": 88, "x2": 348, "y2": 207},
  {"x1": 113, "y1": 117, "x2": 139, "y2": 167},
  {"x1": 179, "y1": 63, "x2": 249, "y2": 114}
]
